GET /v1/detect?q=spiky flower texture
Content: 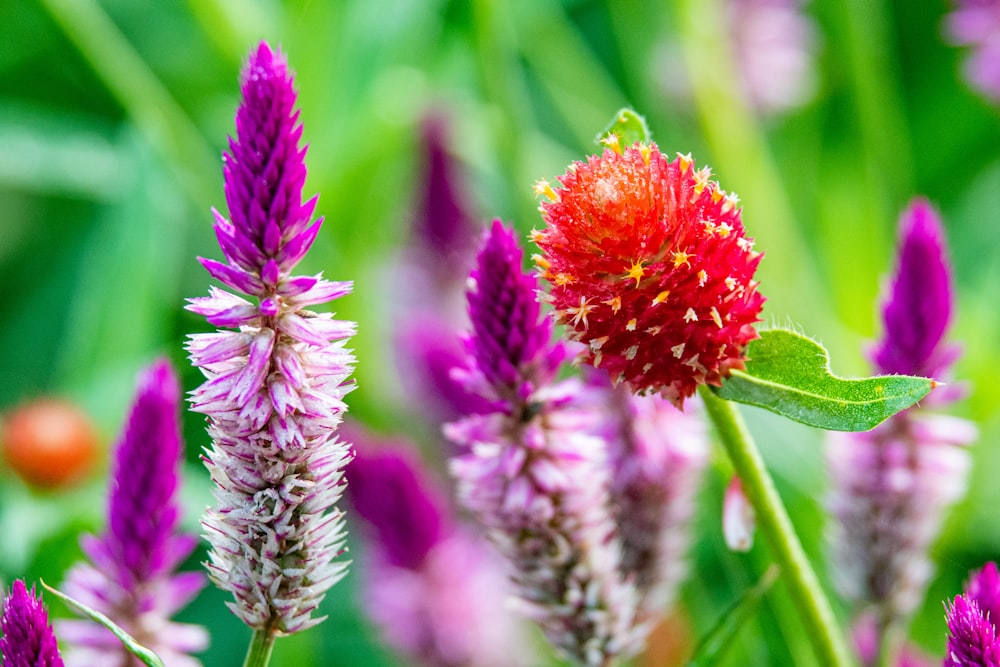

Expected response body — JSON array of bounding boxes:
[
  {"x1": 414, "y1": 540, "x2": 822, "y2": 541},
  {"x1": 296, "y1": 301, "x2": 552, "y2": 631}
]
[
  {"x1": 1, "y1": 581, "x2": 63, "y2": 667},
  {"x1": 533, "y1": 142, "x2": 764, "y2": 405},
  {"x1": 187, "y1": 42, "x2": 355, "y2": 635}
]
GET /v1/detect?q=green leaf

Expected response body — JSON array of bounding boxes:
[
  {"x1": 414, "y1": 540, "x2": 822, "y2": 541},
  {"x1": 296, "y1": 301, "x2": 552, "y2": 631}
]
[
  {"x1": 40, "y1": 580, "x2": 165, "y2": 667},
  {"x1": 715, "y1": 329, "x2": 935, "y2": 431},
  {"x1": 596, "y1": 107, "x2": 650, "y2": 148},
  {"x1": 686, "y1": 566, "x2": 780, "y2": 667}
]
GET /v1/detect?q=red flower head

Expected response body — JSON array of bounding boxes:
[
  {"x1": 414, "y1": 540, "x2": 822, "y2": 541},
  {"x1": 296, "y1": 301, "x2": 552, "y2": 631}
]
[{"x1": 533, "y1": 141, "x2": 765, "y2": 406}]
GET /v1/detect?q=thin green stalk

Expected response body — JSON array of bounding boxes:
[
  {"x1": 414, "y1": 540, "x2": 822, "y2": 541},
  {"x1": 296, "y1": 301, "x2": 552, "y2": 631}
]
[
  {"x1": 698, "y1": 386, "x2": 854, "y2": 667},
  {"x1": 243, "y1": 629, "x2": 276, "y2": 667}
]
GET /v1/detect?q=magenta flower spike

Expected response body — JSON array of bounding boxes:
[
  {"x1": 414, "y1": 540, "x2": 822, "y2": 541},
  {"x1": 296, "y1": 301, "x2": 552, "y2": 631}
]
[
  {"x1": 347, "y1": 431, "x2": 531, "y2": 667},
  {"x1": 0, "y1": 580, "x2": 64, "y2": 667},
  {"x1": 186, "y1": 42, "x2": 356, "y2": 637},
  {"x1": 870, "y1": 198, "x2": 960, "y2": 380},
  {"x1": 944, "y1": 596, "x2": 1000, "y2": 667},
  {"x1": 392, "y1": 114, "x2": 490, "y2": 422},
  {"x1": 826, "y1": 199, "x2": 976, "y2": 654},
  {"x1": 58, "y1": 359, "x2": 207, "y2": 666},
  {"x1": 942, "y1": 562, "x2": 1000, "y2": 667},
  {"x1": 445, "y1": 220, "x2": 643, "y2": 667}
]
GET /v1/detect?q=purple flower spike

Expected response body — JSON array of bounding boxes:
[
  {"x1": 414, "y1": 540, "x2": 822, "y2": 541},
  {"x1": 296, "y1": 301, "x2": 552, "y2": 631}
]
[
  {"x1": 413, "y1": 115, "x2": 476, "y2": 272},
  {"x1": 871, "y1": 198, "x2": 959, "y2": 380},
  {"x1": 187, "y1": 41, "x2": 355, "y2": 635},
  {"x1": 59, "y1": 359, "x2": 207, "y2": 667},
  {"x1": 464, "y1": 220, "x2": 561, "y2": 397},
  {"x1": 945, "y1": 595, "x2": 1000, "y2": 667},
  {"x1": 827, "y1": 199, "x2": 976, "y2": 656},
  {"x1": 446, "y1": 221, "x2": 643, "y2": 666},
  {"x1": 1, "y1": 580, "x2": 64, "y2": 667}
]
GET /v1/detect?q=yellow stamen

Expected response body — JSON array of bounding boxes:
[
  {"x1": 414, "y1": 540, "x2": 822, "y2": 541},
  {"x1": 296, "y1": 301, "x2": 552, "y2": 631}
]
[
  {"x1": 533, "y1": 179, "x2": 559, "y2": 201},
  {"x1": 626, "y1": 260, "x2": 645, "y2": 286},
  {"x1": 672, "y1": 250, "x2": 693, "y2": 268}
]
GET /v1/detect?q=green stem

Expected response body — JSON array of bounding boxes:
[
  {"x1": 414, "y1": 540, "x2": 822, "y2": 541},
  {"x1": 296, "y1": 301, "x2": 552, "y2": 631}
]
[
  {"x1": 243, "y1": 629, "x2": 276, "y2": 667},
  {"x1": 698, "y1": 386, "x2": 854, "y2": 667}
]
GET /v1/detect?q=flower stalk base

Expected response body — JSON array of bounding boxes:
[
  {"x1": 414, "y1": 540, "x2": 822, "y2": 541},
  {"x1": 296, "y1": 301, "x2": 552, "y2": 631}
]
[
  {"x1": 243, "y1": 629, "x2": 276, "y2": 667},
  {"x1": 698, "y1": 385, "x2": 852, "y2": 667}
]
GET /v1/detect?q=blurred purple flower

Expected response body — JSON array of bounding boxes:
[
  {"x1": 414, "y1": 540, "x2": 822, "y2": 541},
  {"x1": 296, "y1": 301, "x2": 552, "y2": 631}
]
[
  {"x1": 582, "y1": 371, "x2": 709, "y2": 615},
  {"x1": 186, "y1": 41, "x2": 355, "y2": 635},
  {"x1": 945, "y1": 1, "x2": 1000, "y2": 102},
  {"x1": 657, "y1": 0, "x2": 819, "y2": 116},
  {"x1": 870, "y1": 199, "x2": 960, "y2": 380},
  {"x1": 1, "y1": 580, "x2": 64, "y2": 667},
  {"x1": 965, "y1": 562, "x2": 1000, "y2": 623},
  {"x1": 392, "y1": 114, "x2": 489, "y2": 422},
  {"x1": 826, "y1": 198, "x2": 976, "y2": 655},
  {"x1": 445, "y1": 221, "x2": 643, "y2": 666},
  {"x1": 410, "y1": 115, "x2": 478, "y2": 282},
  {"x1": 728, "y1": 0, "x2": 820, "y2": 113},
  {"x1": 59, "y1": 360, "x2": 207, "y2": 667},
  {"x1": 347, "y1": 429, "x2": 531, "y2": 667},
  {"x1": 346, "y1": 428, "x2": 451, "y2": 571}
]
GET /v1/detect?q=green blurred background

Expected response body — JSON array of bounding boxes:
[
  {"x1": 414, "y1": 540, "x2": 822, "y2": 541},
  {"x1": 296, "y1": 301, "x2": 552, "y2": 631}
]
[{"x1": 1, "y1": 0, "x2": 999, "y2": 664}]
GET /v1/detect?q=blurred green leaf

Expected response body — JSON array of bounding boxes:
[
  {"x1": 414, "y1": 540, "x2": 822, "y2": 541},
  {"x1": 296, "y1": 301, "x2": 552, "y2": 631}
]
[{"x1": 715, "y1": 328, "x2": 934, "y2": 431}]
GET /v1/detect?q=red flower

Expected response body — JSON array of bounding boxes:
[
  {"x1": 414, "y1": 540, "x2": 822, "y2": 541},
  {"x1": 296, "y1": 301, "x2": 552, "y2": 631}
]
[{"x1": 533, "y1": 142, "x2": 765, "y2": 405}]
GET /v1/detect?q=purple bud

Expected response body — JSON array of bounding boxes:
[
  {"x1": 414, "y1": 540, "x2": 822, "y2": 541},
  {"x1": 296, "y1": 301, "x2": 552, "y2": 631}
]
[
  {"x1": 466, "y1": 221, "x2": 555, "y2": 395},
  {"x1": 871, "y1": 198, "x2": 958, "y2": 379},
  {"x1": 0, "y1": 580, "x2": 64, "y2": 667}
]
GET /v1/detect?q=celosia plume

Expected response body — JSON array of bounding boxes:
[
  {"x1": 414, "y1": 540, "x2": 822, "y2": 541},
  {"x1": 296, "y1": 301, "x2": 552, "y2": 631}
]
[
  {"x1": 59, "y1": 359, "x2": 207, "y2": 667},
  {"x1": 870, "y1": 198, "x2": 958, "y2": 379},
  {"x1": 187, "y1": 41, "x2": 355, "y2": 635},
  {"x1": 446, "y1": 220, "x2": 643, "y2": 666},
  {"x1": 533, "y1": 142, "x2": 764, "y2": 405},
  {"x1": 826, "y1": 198, "x2": 975, "y2": 654},
  {"x1": 0, "y1": 580, "x2": 63, "y2": 667}
]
